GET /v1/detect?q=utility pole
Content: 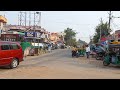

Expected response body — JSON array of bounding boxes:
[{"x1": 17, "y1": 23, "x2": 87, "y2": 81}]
[
  {"x1": 33, "y1": 11, "x2": 36, "y2": 48},
  {"x1": 108, "y1": 11, "x2": 113, "y2": 39},
  {"x1": 38, "y1": 12, "x2": 41, "y2": 27}
]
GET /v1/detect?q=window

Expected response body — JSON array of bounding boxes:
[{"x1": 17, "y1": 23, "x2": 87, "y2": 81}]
[
  {"x1": 10, "y1": 44, "x2": 20, "y2": 50},
  {"x1": 1, "y1": 44, "x2": 10, "y2": 50}
]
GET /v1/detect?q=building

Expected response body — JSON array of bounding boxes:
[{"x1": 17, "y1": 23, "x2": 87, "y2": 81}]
[
  {"x1": 115, "y1": 30, "x2": 120, "y2": 41},
  {"x1": 77, "y1": 39, "x2": 87, "y2": 48},
  {"x1": 0, "y1": 15, "x2": 7, "y2": 33},
  {"x1": 49, "y1": 32, "x2": 60, "y2": 44},
  {"x1": 5, "y1": 24, "x2": 41, "y2": 31}
]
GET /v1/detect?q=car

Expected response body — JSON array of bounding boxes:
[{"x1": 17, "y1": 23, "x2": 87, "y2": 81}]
[{"x1": 0, "y1": 41, "x2": 24, "y2": 69}]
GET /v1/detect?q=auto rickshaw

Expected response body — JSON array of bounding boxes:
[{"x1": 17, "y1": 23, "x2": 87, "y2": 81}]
[
  {"x1": 76, "y1": 46, "x2": 85, "y2": 57},
  {"x1": 103, "y1": 41, "x2": 120, "y2": 66}
]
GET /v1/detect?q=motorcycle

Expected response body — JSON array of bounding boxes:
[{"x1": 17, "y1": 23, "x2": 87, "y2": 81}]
[
  {"x1": 95, "y1": 51, "x2": 105, "y2": 60},
  {"x1": 72, "y1": 50, "x2": 77, "y2": 57}
]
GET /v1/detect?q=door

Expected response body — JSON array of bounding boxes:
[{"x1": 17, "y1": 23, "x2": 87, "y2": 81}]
[
  {"x1": 10, "y1": 43, "x2": 23, "y2": 61},
  {"x1": 0, "y1": 43, "x2": 11, "y2": 65}
]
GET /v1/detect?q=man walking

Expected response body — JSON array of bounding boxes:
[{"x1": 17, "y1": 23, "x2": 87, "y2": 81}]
[
  {"x1": 48, "y1": 44, "x2": 52, "y2": 53},
  {"x1": 85, "y1": 45, "x2": 90, "y2": 59}
]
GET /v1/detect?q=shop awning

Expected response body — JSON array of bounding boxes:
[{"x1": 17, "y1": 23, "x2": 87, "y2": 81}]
[{"x1": 18, "y1": 32, "x2": 25, "y2": 35}]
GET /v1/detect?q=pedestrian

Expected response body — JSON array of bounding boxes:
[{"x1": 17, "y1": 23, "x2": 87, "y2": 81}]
[
  {"x1": 85, "y1": 45, "x2": 90, "y2": 59},
  {"x1": 48, "y1": 44, "x2": 52, "y2": 53},
  {"x1": 24, "y1": 47, "x2": 31, "y2": 58}
]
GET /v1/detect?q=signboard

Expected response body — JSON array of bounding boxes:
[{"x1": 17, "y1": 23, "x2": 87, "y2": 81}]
[
  {"x1": 41, "y1": 33, "x2": 45, "y2": 38},
  {"x1": 101, "y1": 42, "x2": 105, "y2": 45},
  {"x1": 115, "y1": 30, "x2": 120, "y2": 39},
  {"x1": 36, "y1": 32, "x2": 41, "y2": 38},
  {"x1": 1, "y1": 34, "x2": 19, "y2": 41},
  {"x1": 25, "y1": 32, "x2": 36, "y2": 37},
  {"x1": 115, "y1": 30, "x2": 120, "y2": 34}
]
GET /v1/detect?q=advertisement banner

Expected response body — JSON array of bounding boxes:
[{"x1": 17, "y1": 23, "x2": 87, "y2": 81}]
[
  {"x1": 36, "y1": 32, "x2": 41, "y2": 38},
  {"x1": 25, "y1": 32, "x2": 36, "y2": 37}
]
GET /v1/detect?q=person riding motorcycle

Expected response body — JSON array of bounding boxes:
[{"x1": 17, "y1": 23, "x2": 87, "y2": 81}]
[
  {"x1": 95, "y1": 44, "x2": 106, "y2": 60},
  {"x1": 71, "y1": 46, "x2": 78, "y2": 57}
]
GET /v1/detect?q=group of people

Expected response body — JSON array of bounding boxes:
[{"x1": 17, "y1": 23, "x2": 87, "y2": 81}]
[
  {"x1": 71, "y1": 44, "x2": 106, "y2": 59},
  {"x1": 71, "y1": 45, "x2": 90, "y2": 58}
]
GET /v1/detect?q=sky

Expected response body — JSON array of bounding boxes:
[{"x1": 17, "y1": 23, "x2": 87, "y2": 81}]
[{"x1": 0, "y1": 11, "x2": 120, "y2": 43}]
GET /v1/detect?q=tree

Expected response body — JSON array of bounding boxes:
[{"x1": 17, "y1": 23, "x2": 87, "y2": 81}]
[
  {"x1": 93, "y1": 19, "x2": 112, "y2": 43},
  {"x1": 64, "y1": 28, "x2": 77, "y2": 46}
]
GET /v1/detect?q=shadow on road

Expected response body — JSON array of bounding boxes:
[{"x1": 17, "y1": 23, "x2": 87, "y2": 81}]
[{"x1": 0, "y1": 66, "x2": 10, "y2": 69}]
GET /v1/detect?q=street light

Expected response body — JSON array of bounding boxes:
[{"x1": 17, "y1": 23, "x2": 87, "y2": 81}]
[
  {"x1": 35, "y1": 12, "x2": 41, "y2": 53},
  {"x1": 33, "y1": 12, "x2": 41, "y2": 51},
  {"x1": 36, "y1": 12, "x2": 41, "y2": 26}
]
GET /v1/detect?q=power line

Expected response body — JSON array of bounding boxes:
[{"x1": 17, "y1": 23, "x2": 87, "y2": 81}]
[
  {"x1": 110, "y1": 12, "x2": 120, "y2": 32},
  {"x1": 111, "y1": 13, "x2": 120, "y2": 29}
]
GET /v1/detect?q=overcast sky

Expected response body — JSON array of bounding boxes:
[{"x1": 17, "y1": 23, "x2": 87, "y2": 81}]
[{"x1": 1, "y1": 11, "x2": 120, "y2": 43}]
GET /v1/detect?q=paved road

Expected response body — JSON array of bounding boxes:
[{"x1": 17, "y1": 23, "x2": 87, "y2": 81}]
[{"x1": 0, "y1": 49, "x2": 120, "y2": 79}]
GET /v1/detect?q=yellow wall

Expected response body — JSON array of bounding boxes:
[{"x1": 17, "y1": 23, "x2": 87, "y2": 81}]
[{"x1": 0, "y1": 15, "x2": 7, "y2": 23}]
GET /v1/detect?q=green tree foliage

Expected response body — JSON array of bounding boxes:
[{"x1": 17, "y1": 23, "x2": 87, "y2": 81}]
[
  {"x1": 93, "y1": 20, "x2": 112, "y2": 43},
  {"x1": 64, "y1": 28, "x2": 77, "y2": 46}
]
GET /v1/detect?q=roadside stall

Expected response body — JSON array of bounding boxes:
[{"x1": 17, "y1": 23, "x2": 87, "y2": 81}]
[
  {"x1": 24, "y1": 32, "x2": 43, "y2": 56},
  {"x1": 103, "y1": 41, "x2": 120, "y2": 66}
]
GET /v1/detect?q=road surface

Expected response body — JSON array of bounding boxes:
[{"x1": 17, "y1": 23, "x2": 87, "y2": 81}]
[{"x1": 0, "y1": 49, "x2": 120, "y2": 79}]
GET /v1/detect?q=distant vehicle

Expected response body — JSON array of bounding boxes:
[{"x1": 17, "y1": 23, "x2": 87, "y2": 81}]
[
  {"x1": 51, "y1": 45, "x2": 55, "y2": 50},
  {"x1": 54, "y1": 44, "x2": 58, "y2": 49},
  {"x1": 0, "y1": 41, "x2": 24, "y2": 69},
  {"x1": 61, "y1": 45, "x2": 65, "y2": 49}
]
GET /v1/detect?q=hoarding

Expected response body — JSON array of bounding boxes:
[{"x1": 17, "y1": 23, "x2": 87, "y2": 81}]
[
  {"x1": 1, "y1": 34, "x2": 19, "y2": 41},
  {"x1": 25, "y1": 32, "x2": 36, "y2": 37}
]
